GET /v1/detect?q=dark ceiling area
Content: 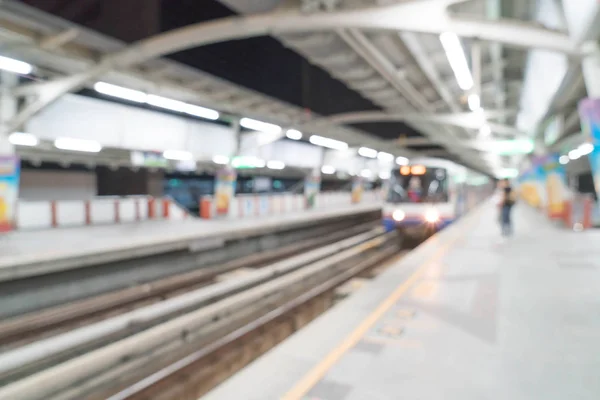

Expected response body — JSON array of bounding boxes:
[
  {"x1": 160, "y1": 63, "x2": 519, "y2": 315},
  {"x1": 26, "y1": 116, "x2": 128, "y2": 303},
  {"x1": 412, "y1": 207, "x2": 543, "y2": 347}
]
[{"x1": 19, "y1": 0, "x2": 429, "y2": 143}]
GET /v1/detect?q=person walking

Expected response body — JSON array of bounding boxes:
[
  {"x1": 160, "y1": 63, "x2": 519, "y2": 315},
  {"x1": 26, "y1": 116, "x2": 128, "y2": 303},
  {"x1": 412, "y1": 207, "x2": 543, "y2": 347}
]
[{"x1": 499, "y1": 179, "x2": 516, "y2": 236}]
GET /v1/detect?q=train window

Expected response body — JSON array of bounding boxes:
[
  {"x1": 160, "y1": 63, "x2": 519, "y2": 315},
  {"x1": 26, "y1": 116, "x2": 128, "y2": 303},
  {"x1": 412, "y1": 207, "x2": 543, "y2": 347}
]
[{"x1": 387, "y1": 167, "x2": 449, "y2": 203}]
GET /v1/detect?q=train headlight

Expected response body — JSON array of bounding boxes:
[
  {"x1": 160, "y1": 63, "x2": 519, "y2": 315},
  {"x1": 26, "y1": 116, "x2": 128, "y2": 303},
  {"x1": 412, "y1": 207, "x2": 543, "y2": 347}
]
[
  {"x1": 424, "y1": 209, "x2": 440, "y2": 223},
  {"x1": 392, "y1": 210, "x2": 405, "y2": 221}
]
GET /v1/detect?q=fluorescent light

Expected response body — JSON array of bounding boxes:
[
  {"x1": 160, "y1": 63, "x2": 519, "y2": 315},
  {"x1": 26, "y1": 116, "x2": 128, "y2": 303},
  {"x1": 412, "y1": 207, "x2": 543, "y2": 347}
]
[
  {"x1": 286, "y1": 129, "x2": 303, "y2": 140},
  {"x1": 468, "y1": 94, "x2": 481, "y2": 111},
  {"x1": 184, "y1": 104, "x2": 219, "y2": 120},
  {"x1": 212, "y1": 155, "x2": 230, "y2": 165},
  {"x1": 0, "y1": 55, "x2": 32, "y2": 75},
  {"x1": 396, "y1": 156, "x2": 409, "y2": 165},
  {"x1": 240, "y1": 118, "x2": 282, "y2": 134},
  {"x1": 498, "y1": 168, "x2": 518, "y2": 179},
  {"x1": 147, "y1": 95, "x2": 188, "y2": 112},
  {"x1": 94, "y1": 82, "x2": 147, "y2": 103},
  {"x1": 321, "y1": 165, "x2": 336, "y2": 175},
  {"x1": 480, "y1": 125, "x2": 491, "y2": 137},
  {"x1": 360, "y1": 169, "x2": 372, "y2": 178},
  {"x1": 379, "y1": 170, "x2": 391, "y2": 180},
  {"x1": 8, "y1": 132, "x2": 38, "y2": 147},
  {"x1": 377, "y1": 151, "x2": 394, "y2": 162},
  {"x1": 358, "y1": 147, "x2": 378, "y2": 158},
  {"x1": 578, "y1": 143, "x2": 594, "y2": 156},
  {"x1": 568, "y1": 149, "x2": 581, "y2": 160},
  {"x1": 231, "y1": 156, "x2": 265, "y2": 168},
  {"x1": 54, "y1": 137, "x2": 102, "y2": 153},
  {"x1": 309, "y1": 135, "x2": 348, "y2": 151},
  {"x1": 559, "y1": 155, "x2": 569, "y2": 165},
  {"x1": 163, "y1": 149, "x2": 193, "y2": 161},
  {"x1": 267, "y1": 160, "x2": 285, "y2": 170},
  {"x1": 439, "y1": 32, "x2": 473, "y2": 91},
  {"x1": 94, "y1": 83, "x2": 219, "y2": 120}
]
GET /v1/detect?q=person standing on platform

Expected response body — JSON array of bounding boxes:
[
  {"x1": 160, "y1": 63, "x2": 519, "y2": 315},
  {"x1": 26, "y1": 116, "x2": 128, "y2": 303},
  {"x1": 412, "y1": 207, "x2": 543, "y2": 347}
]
[{"x1": 498, "y1": 179, "x2": 516, "y2": 236}]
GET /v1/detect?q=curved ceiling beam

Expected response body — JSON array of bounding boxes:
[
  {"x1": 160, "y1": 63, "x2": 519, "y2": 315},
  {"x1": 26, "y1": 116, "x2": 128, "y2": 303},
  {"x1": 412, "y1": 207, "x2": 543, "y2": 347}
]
[
  {"x1": 309, "y1": 109, "x2": 522, "y2": 136},
  {"x1": 112, "y1": 1, "x2": 576, "y2": 68},
  {"x1": 6, "y1": 0, "x2": 575, "y2": 132}
]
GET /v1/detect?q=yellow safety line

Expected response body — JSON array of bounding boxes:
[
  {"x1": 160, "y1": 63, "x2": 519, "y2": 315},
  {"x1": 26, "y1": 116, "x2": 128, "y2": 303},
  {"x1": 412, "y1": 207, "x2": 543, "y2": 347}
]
[{"x1": 281, "y1": 209, "x2": 482, "y2": 400}]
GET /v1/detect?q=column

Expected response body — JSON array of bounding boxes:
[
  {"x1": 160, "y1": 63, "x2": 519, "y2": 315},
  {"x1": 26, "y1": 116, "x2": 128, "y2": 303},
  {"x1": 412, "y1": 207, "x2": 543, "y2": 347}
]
[
  {"x1": 0, "y1": 72, "x2": 19, "y2": 231},
  {"x1": 213, "y1": 119, "x2": 240, "y2": 216},
  {"x1": 582, "y1": 41, "x2": 600, "y2": 98},
  {"x1": 579, "y1": 42, "x2": 600, "y2": 210},
  {"x1": 0, "y1": 72, "x2": 18, "y2": 155}
]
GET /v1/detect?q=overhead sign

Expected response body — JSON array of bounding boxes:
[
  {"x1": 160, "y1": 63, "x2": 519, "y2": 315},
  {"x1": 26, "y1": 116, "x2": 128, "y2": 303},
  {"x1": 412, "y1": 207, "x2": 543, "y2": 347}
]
[
  {"x1": 131, "y1": 151, "x2": 168, "y2": 168},
  {"x1": 473, "y1": 139, "x2": 534, "y2": 155}
]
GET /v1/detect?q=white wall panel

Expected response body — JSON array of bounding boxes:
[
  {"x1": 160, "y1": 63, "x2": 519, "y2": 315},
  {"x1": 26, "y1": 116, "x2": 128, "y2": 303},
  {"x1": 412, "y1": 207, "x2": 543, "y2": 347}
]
[
  {"x1": 27, "y1": 94, "x2": 236, "y2": 158},
  {"x1": 28, "y1": 94, "x2": 122, "y2": 147},
  {"x1": 187, "y1": 121, "x2": 236, "y2": 159}
]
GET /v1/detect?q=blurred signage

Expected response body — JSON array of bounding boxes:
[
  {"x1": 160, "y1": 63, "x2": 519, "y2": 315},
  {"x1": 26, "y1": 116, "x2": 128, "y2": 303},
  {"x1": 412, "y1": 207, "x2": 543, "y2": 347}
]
[
  {"x1": 131, "y1": 151, "x2": 168, "y2": 168},
  {"x1": 0, "y1": 156, "x2": 20, "y2": 232},
  {"x1": 175, "y1": 159, "x2": 197, "y2": 172}
]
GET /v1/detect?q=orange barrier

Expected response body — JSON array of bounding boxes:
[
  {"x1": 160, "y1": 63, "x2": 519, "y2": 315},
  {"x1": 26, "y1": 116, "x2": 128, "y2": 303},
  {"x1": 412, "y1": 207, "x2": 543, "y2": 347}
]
[
  {"x1": 562, "y1": 196, "x2": 593, "y2": 230},
  {"x1": 15, "y1": 196, "x2": 189, "y2": 230},
  {"x1": 199, "y1": 197, "x2": 212, "y2": 219}
]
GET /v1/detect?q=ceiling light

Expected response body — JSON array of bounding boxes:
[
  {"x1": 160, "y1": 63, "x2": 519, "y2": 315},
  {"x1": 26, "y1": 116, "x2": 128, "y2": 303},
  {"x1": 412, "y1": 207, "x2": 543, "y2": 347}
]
[
  {"x1": 147, "y1": 95, "x2": 188, "y2": 113},
  {"x1": 0, "y1": 55, "x2": 32, "y2": 75},
  {"x1": 439, "y1": 32, "x2": 473, "y2": 91},
  {"x1": 498, "y1": 168, "x2": 518, "y2": 179},
  {"x1": 358, "y1": 147, "x2": 378, "y2": 158},
  {"x1": 232, "y1": 156, "x2": 266, "y2": 169},
  {"x1": 54, "y1": 137, "x2": 102, "y2": 153},
  {"x1": 360, "y1": 169, "x2": 372, "y2": 178},
  {"x1": 8, "y1": 132, "x2": 38, "y2": 147},
  {"x1": 240, "y1": 118, "x2": 282, "y2": 134},
  {"x1": 94, "y1": 82, "x2": 147, "y2": 103},
  {"x1": 468, "y1": 93, "x2": 481, "y2": 111},
  {"x1": 379, "y1": 170, "x2": 391, "y2": 180},
  {"x1": 559, "y1": 155, "x2": 569, "y2": 165},
  {"x1": 267, "y1": 160, "x2": 285, "y2": 170},
  {"x1": 396, "y1": 156, "x2": 409, "y2": 165},
  {"x1": 309, "y1": 135, "x2": 348, "y2": 151},
  {"x1": 163, "y1": 149, "x2": 193, "y2": 161},
  {"x1": 377, "y1": 151, "x2": 394, "y2": 162},
  {"x1": 578, "y1": 143, "x2": 594, "y2": 156},
  {"x1": 568, "y1": 149, "x2": 581, "y2": 160},
  {"x1": 212, "y1": 155, "x2": 230, "y2": 165},
  {"x1": 184, "y1": 104, "x2": 219, "y2": 120},
  {"x1": 286, "y1": 129, "x2": 303, "y2": 140},
  {"x1": 321, "y1": 165, "x2": 336, "y2": 175}
]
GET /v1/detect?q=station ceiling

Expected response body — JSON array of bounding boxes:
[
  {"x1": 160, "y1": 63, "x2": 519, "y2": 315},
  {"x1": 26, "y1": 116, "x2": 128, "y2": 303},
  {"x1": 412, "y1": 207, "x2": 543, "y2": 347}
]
[{"x1": 7, "y1": 0, "x2": 591, "y2": 176}]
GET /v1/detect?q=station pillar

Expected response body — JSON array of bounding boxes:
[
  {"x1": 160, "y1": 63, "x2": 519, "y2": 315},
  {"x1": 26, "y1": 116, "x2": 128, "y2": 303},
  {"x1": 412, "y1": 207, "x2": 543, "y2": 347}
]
[
  {"x1": 0, "y1": 72, "x2": 17, "y2": 155},
  {"x1": 582, "y1": 41, "x2": 600, "y2": 98},
  {"x1": 579, "y1": 41, "x2": 600, "y2": 211},
  {"x1": 0, "y1": 72, "x2": 20, "y2": 232}
]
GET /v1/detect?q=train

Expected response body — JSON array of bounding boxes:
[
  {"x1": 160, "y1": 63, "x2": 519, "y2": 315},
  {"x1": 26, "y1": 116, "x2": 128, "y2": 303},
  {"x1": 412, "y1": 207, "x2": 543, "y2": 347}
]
[{"x1": 382, "y1": 158, "x2": 494, "y2": 237}]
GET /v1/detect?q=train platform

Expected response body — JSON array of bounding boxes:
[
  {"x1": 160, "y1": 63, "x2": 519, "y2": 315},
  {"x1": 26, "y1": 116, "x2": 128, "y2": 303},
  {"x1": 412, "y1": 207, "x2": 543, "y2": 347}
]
[
  {"x1": 204, "y1": 200, "x2": 600, "y2": 400},
  {"x1": 0, "y1": 203, "x2": 380, "y2": 283}
]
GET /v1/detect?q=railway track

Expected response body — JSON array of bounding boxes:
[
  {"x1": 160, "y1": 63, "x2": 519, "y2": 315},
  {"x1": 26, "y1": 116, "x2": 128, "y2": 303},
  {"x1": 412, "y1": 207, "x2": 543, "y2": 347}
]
[
  {"x1": 0, "y1": 220, "x2": 378, "y2": 350},
  {"x1": 0, "y1": 225, "x2": 401, "y2": 400}
]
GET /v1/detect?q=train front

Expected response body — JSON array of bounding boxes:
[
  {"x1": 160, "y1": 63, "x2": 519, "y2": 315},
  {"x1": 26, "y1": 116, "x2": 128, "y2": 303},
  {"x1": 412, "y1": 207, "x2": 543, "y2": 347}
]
[{"x1": 382, "y1": 165, "x2": 454, "y2": 237}]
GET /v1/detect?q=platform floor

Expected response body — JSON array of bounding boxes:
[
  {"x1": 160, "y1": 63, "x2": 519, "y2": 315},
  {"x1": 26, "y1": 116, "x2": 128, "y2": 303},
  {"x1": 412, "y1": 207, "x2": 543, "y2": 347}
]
[
  {"x1": 0, "y1": 203, "x2": 379, "y2": 282},
  {"x1": 204, "y1": 201, "x2": 600, "y2": 400}
]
